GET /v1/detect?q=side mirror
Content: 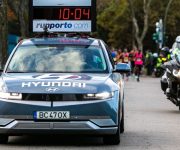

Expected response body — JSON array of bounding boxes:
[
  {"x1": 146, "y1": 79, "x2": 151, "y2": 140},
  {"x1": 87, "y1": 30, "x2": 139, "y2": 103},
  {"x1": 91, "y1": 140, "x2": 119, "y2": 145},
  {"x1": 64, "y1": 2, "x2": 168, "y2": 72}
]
[{"x1": 114, "y1": 63, "x2": 131, "y2": 73}]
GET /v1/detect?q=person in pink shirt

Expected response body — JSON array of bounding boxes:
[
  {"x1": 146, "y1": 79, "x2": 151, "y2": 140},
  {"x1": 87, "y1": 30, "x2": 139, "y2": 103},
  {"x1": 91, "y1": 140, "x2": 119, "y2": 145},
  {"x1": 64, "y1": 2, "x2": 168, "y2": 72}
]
[{"x1": 134, "y1": 50, "x2": 143, "y2": 82}]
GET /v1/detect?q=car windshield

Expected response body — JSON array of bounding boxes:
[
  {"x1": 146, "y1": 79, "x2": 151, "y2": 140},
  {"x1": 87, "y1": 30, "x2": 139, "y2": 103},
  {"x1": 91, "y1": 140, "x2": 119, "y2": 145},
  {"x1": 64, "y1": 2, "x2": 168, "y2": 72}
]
[{"x1": 6, "y1": 44, "x2": 108, "y2": 73}]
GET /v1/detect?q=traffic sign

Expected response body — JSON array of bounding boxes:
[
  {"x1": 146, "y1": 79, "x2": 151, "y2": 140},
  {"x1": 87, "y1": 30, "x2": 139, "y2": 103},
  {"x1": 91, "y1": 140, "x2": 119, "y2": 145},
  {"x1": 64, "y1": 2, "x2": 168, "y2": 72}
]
[
  {"x1": 152, "y1": 33, "x2": 158, "y2": 41},
  {"x1": 153, "y1": 19, "x2": 164, "y2": 48}
]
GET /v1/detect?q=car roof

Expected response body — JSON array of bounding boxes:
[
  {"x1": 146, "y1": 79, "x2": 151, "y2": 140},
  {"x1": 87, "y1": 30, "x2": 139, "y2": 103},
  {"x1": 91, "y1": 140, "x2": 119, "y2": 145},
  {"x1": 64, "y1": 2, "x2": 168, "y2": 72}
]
[{"x1": 20, "y1": 37, "x2": 101, "y2": 46}]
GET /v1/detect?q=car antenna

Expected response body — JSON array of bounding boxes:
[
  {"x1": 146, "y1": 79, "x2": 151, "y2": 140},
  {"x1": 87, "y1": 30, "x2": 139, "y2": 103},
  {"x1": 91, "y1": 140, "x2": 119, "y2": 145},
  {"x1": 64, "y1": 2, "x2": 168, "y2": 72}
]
[
  {"x1": 34, "y1": 26, "x2": 60, "y2": 38},
  {"x1": 43, "y1": 25, "x2": 49, "y2": 37}
]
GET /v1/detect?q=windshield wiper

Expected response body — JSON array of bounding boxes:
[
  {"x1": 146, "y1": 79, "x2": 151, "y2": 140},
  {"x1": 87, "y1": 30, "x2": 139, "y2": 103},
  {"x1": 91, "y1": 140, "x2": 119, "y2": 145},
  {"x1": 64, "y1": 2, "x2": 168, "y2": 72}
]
[{"x1": 6, "y1": 71, "x2": 31, "y2": 73}]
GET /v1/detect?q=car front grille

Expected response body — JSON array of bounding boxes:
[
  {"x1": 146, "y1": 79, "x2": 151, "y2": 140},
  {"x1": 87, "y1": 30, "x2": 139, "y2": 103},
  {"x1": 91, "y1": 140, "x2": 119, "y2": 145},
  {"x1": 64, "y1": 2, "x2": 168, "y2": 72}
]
[{"x1": 22, "y1": 94, "x2": 84, "y2": 101}]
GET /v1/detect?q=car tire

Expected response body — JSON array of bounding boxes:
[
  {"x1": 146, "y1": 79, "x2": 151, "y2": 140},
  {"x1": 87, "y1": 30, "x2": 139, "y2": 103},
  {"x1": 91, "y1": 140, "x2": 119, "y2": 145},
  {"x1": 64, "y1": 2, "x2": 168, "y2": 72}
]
[
  {"x1": 0, "y1": 135, "x2": 8, "y2": 144},
  {"x1": 103, "y1": 123, "x2": 120, "y2": 145},
  {"x1": 103, "y1": 105, "x2": 121, "y2": 145},
  {"x1": 120, "y1": 102, "x2": 124, "y2": 133}
]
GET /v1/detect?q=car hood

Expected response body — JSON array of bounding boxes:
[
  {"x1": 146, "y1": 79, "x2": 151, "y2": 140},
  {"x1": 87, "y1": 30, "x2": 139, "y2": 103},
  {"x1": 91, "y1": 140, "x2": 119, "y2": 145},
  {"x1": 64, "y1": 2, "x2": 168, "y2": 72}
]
[{"x1": 1, "y1": 73, "x2": 118, "y2": 94}]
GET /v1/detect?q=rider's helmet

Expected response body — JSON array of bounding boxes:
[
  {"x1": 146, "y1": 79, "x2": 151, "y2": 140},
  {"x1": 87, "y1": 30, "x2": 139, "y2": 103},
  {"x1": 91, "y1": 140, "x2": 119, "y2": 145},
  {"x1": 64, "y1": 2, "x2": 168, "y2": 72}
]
[
  {"x1": 170, "y1": 36, "x2": 180, "y2": 59},
  {"x1": 175, "y1": 36, "x2": 180, "y2": 43},
  {"x1": 172, "y1": 36, "x2": 180, "y2": 50}
]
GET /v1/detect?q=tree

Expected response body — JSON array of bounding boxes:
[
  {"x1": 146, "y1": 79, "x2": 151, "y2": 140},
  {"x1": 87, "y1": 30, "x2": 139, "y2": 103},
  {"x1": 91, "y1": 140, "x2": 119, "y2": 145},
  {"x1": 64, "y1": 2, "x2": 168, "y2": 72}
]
[
  {"x1": 127, "y1": 0, "x2": 153, "y2": 52},
  {"x1": 0, "y1": 0, "x2": 8, "y2": 67},
  {"x1": 7, "y1": 0, "x2": 29, "y2": 37},
  {"x1": 97, "y1": 0, "x2": 180, "y2": 50},
  {"x1": 96, "y1": 0, "x2": 109, "y2": 13},
  {"x1": 97, "y1": 0, "x2": 132, "y2": 49},
  {"x1": 164, "y1": 0, "x2": 180, "y2": 46}
]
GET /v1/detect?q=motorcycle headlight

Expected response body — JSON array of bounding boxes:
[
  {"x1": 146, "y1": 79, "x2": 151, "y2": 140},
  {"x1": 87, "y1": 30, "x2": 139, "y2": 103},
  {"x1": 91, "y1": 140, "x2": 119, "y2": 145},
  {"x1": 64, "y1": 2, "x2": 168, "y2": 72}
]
[
  {"x1": 173, "y1": 69, "x2": 180, "y2": 78},
  {"x1": 83, "y1": 92, "x2": 115, "y2": 100},
  {"x1": 0, "y1": 80, "x2": 22, "y2": 100}
]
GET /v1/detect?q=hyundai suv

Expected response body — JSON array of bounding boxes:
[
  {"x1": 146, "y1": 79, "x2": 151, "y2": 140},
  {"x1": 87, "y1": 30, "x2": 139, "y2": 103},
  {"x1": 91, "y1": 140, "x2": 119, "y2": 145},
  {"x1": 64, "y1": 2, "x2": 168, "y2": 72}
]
[{"x1": 0, "y1": 36, "x2": 130, "y2": 145}]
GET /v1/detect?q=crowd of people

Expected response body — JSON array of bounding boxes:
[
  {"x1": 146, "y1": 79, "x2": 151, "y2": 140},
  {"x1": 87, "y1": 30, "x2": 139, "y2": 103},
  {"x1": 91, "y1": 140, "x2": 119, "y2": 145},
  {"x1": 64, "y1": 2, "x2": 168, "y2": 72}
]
[
  {"x1": 111, "y1": 46, "x2": 171, "y2": 82},
  {"x1": 111, "y1": 47, "x2": 144, "y2": 82}
]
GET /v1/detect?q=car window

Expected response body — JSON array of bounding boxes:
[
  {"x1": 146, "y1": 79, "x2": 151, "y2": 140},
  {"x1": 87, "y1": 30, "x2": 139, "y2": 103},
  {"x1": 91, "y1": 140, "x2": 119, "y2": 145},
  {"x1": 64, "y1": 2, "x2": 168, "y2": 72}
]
[{"x1": 6, "y1": 44, "x2": 108, "y2": 73}]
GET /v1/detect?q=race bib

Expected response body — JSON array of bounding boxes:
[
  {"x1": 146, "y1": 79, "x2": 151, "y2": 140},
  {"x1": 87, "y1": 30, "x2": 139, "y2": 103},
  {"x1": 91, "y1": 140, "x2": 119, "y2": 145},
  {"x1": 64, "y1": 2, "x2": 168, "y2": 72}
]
[{"x1": 124, "y1": 57, "x2": 128, "y2": 62}]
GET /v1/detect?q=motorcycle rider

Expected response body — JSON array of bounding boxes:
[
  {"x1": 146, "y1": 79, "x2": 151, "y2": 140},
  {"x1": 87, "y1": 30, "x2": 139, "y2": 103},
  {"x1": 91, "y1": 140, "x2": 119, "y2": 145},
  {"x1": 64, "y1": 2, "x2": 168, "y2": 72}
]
[
  {"x1": 171, "y1": 35, "x2": 180, "y2": 58},
  {"x1": 155, "y1": 47, "x2": 170, "y2": 72},
  {"x1": 161, "y1": 36, "x2": 180, "y2": 97},
  {"x1": 154, "y1": 47, "x2": 170, "y2": 78},
  {"x1": 161, "y1": 55, "x2": 180, "y2": 97}
]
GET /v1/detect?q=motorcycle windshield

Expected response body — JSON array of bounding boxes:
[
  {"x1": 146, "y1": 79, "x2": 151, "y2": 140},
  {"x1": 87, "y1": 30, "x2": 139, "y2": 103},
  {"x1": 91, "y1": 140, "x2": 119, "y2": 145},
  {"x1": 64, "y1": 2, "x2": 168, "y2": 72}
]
[{"x1": 177, "y1": 53, "x2": 180, "y2": 64}]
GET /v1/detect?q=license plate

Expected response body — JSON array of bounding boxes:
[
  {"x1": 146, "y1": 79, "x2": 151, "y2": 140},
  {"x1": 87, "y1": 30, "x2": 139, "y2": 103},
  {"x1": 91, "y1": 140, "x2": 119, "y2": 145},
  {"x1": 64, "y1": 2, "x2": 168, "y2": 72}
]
[{"x1": 34, "y1": 111, "x2": 70, "y2": 120}]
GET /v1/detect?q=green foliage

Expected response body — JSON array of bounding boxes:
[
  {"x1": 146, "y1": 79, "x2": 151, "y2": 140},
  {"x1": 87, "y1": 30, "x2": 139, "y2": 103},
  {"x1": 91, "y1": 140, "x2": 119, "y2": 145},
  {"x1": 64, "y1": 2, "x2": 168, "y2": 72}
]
[
  {"x1": 97, "y1": 0, "x2": 131, "y2": 49},
  {"x1": 97, "y1": 0, "x2": 180, "y2": 50},
  {"x1": 5, "y1": 0, "x2": 180, "y2": 50}
]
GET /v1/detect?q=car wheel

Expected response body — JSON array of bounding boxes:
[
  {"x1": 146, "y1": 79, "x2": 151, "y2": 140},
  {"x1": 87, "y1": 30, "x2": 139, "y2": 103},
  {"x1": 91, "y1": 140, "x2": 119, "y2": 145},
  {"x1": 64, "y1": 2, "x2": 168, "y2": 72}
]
[
  {"x1": 103, "y1": 106, "x2": 121, "y2": 145},
  {"x1": 103, "y1": 123, "x2": 120, "y2": 145},
  {"x1": 0, "y1": 135, "x2": 8, "y2": 144},
  {"x1": 120, "y1": 102, "x2": 124, "y2": 133}
]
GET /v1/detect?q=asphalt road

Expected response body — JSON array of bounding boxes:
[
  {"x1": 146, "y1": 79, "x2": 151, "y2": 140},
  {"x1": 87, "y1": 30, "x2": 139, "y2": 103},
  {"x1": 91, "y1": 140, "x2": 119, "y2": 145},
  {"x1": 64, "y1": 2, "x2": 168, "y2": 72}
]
[{"x1": 1, "y1": 77, "x2": 180, "y2": 150}]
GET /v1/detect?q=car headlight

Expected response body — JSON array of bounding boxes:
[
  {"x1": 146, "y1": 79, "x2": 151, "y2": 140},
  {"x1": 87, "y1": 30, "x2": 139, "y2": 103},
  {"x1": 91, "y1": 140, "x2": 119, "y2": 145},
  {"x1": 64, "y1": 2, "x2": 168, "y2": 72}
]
[
  {"x1": 0, "y1": 92, "x2": 22, "y2": 100},
  {"x1": 0, "y1": 80, "x2": 22, "y2": 100},
  {"x1": 83, "y1": 92, "x2": 115, "y2": 100}
]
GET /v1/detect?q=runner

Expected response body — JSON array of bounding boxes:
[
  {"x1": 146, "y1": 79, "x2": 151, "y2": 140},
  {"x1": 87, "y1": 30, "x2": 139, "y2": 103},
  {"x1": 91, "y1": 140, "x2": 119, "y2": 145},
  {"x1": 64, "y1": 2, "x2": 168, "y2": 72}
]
[
  {"x1": 134, "y1": 50, "x2": 144, "y2": 82},
  {"x1": 116, "y1": 48, "x2": 123, "y2": 63}
]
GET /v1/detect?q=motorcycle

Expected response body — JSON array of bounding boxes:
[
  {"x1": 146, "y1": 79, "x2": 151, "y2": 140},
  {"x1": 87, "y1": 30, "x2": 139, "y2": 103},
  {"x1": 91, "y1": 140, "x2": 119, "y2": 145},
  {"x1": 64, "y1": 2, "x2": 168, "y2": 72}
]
[{"x1": 161, "y1": 56, "x2": 180, "y2": 110}]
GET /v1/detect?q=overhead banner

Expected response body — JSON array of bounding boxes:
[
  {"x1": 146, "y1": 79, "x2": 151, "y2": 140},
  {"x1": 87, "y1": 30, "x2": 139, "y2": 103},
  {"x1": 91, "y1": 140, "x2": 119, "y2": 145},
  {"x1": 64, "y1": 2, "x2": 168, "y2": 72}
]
[{"x1": 29, "y1": 0, "x2": 96, "y2": 33}]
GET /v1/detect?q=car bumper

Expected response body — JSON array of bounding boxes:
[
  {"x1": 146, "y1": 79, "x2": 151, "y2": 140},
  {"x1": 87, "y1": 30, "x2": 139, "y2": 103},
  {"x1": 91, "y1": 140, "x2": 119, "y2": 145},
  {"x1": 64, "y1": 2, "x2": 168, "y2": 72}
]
[{"x1": 0, "y1": 119, "x2": 117, "y2": 135}]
